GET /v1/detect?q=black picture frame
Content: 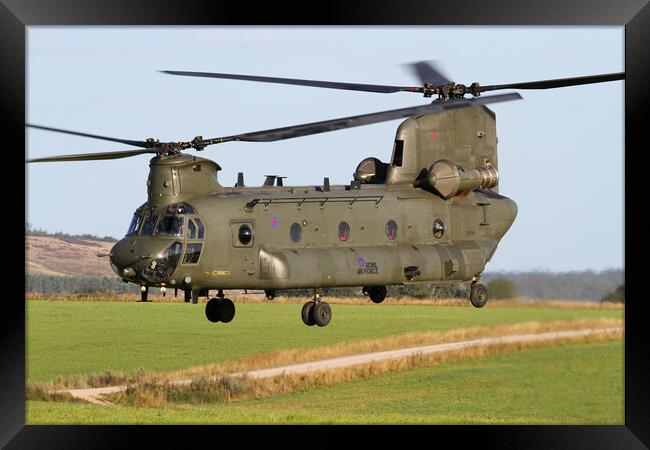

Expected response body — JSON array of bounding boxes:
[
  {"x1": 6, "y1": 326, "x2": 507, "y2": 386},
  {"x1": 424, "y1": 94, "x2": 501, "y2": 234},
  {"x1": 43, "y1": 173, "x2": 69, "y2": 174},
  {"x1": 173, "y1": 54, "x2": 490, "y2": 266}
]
[{"x1": 4, "y1": 0, "x2": 647, "y2": 447}]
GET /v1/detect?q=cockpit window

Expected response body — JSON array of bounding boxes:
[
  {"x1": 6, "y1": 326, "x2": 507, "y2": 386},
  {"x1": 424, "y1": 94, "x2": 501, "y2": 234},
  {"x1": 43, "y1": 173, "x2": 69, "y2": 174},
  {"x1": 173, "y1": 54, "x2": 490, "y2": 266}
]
[
  {"x1": 195, "y1": 218, "x2": 205, "y2": 239},
  {"x1": 140, "y1": 214, "x2": 158, "y2": 236},
  {"x1": 188, "y1": 220, "x2": 197, "y2": 239},
  {"x1": 166, "y1": 202, "x2": 196, "y2": 214},
  {"x1": 126, "y1": 213, "x2": 143, "y2": 236},
  {"x1": 182, "y1": 243, "x2": 202, "y2": 264},
  {"x1": 155, "y1": 215, "x2": 184, "y2": 237}
]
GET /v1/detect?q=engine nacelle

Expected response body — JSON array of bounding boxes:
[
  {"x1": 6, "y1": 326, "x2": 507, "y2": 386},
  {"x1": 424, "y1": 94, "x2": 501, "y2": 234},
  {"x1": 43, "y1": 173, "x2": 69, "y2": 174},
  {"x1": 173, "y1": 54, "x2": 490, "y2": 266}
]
[
  {"x1": 416, "y1": 159, "x2": 498, "y2": 199},
  {"x1": 353, "y1": 157, "x2": 388, "y2": 184}
]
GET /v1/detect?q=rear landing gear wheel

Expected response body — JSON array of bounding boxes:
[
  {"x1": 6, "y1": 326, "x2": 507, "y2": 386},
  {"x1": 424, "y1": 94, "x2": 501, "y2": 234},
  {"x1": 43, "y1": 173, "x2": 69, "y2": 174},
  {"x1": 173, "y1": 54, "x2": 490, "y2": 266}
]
[
  {"x1": 364, "y1": 286, "x2": 387, "y2": 304},
  {"x1": 312, "y1": 302, "x2": 332, "y2": 327},
  {"x1": 301, "y1": 301, "x2": 316, "y2": 326},
  {"x1": 265, "y1": 289, "x2": 276, "y2": 300},
  {"x1": 470, "y1": 283, "x2": 488, "y2": 308}
]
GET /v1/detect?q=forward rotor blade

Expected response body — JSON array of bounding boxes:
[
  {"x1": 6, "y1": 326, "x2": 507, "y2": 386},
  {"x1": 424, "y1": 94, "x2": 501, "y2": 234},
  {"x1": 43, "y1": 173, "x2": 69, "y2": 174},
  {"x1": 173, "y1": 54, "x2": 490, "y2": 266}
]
[
  {"x1": 161, "y1": 70, "x2": 421, "y2": 94},
  {"x1": 27, "y1": 148, "x2": 157, "y2": 163},
  {"x1": 479, "y1": 72, "x2": 624, "y2": 93},
  {"x1": 27, "y1": 124, "x2": 153, "y2": 148},
  {"x1": 409, "y1": 61, "x2": 450, "y2": 86},
  {"x1": 210, "y1": 93, "x2": 521, "y2": 144}
]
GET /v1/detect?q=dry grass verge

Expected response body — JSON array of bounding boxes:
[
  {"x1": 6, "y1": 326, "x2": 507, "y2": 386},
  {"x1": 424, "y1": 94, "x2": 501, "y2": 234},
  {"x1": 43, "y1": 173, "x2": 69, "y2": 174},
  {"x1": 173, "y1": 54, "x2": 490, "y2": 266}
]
[
  {"x1": 104, "y1": 328, "x2": 622, "y2": 408},
  {"x1": 29, "y1": 318, "x2": 622, "y2": 396}
]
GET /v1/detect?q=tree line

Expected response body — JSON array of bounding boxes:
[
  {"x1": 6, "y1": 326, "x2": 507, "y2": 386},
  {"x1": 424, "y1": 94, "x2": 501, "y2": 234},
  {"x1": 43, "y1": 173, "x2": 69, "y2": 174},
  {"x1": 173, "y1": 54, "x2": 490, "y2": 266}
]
[
  {"x1": 25, "y1": 223, "x2": 117, "y2": 243},
  {"x1": 26, "y1": 268, "x2": 624, "y2": 302}
]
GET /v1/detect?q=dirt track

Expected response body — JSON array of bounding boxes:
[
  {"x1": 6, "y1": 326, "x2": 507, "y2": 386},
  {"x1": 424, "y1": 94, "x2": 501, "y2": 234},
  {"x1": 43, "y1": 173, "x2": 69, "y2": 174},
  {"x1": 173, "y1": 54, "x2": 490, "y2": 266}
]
[{"x1": 56, "y1": 327, "x2": 622, "y2": 405}]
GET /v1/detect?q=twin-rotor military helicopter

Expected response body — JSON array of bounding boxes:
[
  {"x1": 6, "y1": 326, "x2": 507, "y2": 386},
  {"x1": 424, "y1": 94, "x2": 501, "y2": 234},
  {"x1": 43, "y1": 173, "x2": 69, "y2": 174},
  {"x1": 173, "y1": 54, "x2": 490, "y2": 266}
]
[{"x1": 27, "y1": 62, "x2": 624, "y2": 327}]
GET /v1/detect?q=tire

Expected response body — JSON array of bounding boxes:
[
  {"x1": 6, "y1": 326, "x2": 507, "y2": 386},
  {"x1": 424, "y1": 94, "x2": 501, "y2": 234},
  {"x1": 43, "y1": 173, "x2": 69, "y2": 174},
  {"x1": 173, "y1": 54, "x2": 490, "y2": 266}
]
[
  {"x1": 219, "y1": 298, "x2": 236, "y2": 323},
  {"x1": 205, "y1": 298, "x2": 221, "y2": 322},
  {"x1": 265, "y1": 289, "x2": 276, "y2": 300},
  {"x1": 312, "y1": 302, "x2": 332, "y2": 327},
  {"x1": 369, "y1": 286, "x2": 387, "y2": 304},
  {"x1": 470, "y1": 284, "x2": 489, "y2": 308},
  {"x1": 301, "y1": 302, "x2": 316, "y2": 326}
]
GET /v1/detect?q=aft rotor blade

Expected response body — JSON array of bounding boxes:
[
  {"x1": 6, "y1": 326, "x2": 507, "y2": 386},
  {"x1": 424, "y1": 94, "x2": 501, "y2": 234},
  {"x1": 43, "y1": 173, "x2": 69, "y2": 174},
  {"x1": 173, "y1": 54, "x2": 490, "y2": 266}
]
[
  {"x1": 409, "y1": 61, "x2": 450, "y2": 86},
  {"x1": 210, "y1": 93, "x2": 521, "y2": 144},
  {"x1": 161, "y1": 70, "x2": 422, "y2": 94},
  {"x1": 27, "y1": 124, "x2": 153, "y2": 148},
  {"x1": 27, "y1": 148, "x2": 158, "y2": 163},
  {"x1": 479, "y1": 72, "x2": 625, "y2": 92}
]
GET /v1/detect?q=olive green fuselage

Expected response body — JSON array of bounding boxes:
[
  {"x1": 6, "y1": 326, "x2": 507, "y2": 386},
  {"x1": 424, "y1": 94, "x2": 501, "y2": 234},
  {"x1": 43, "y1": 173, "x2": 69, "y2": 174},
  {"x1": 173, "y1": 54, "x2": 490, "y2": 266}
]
[{"x1": 110, "y1": 154, "x2": 517, "y2": 292}]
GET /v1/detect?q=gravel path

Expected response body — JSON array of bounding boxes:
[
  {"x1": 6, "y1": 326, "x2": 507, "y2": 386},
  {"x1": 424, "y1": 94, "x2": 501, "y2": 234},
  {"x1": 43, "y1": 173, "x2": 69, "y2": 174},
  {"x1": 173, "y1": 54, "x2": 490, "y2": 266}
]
[{"x1": 55, "y1": 326, "x2": 622, "y2": 405}]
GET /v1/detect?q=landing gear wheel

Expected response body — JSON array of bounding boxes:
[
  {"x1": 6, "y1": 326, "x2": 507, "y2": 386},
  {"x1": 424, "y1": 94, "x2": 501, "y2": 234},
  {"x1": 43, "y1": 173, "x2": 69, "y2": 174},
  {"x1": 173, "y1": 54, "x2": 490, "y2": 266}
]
[
  {"x1": 367, "y1": 286, "x2": 387, "y2": 304},
  {"x1": 265, "y1": 289, "x2": 276, "y2": 300},
  {"x1": 184, "y1": 290, "x2": 191, "y2": 303},
  {"x1": 312, "y1": 302, "x2": 332, "y2": 327},
  {"x1": 218, "y1": 298, "x2": 236, "y2": 323},
  {"x1": 301, "y1": 302, "x2": 316, "y2": 326},
  {"x1": 470, "y1": 283, "x2": 489, "y2": 308},
  {"x1": 205, "y1": 298, "x2": 221, "y2": 322}
]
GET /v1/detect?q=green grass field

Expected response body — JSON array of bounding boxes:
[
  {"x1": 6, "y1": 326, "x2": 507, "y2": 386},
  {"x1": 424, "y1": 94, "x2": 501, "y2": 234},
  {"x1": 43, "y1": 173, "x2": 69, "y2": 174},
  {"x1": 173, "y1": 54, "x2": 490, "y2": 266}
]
[
  {"x1": 27, "y1": 341, "x2": 623, "y2": 424},
  {"x1": 26, "y1": 300, "x2": 622, "y2": 382}
]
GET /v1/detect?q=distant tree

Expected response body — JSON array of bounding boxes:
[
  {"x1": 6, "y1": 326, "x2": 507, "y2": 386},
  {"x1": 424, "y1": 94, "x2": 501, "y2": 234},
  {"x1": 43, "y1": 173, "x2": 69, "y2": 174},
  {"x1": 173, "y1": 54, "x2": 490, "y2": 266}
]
[
  {"x1": 486, "y1": 277, "x2": 517, "y2": 299},
  {"x1": 431, "y1": 283, "x2": 469, "y2": 299},
  {"x1": 601, "y1": 284, "x2": 624, "y2": 303}
]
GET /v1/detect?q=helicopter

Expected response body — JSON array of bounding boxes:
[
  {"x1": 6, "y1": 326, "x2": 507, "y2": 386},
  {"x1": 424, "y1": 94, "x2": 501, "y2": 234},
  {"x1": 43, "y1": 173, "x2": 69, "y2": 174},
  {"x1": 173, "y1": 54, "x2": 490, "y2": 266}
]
[{"x1": 26, "y1": 62, "x2": 624, "y2": 327}]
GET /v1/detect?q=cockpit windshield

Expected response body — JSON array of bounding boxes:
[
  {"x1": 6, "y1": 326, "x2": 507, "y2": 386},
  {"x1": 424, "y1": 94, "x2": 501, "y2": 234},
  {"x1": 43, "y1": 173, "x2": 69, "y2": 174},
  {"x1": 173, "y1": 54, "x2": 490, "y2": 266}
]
[
  {"x1": 155, "y1": 215, "x2": 184, "y2": 237},
  {"x1": 126, "y1": 213, "x2": 143, "y2": 236},
  {"x1": 140, "y1": 214, "x2": 158, "y2": 236}
]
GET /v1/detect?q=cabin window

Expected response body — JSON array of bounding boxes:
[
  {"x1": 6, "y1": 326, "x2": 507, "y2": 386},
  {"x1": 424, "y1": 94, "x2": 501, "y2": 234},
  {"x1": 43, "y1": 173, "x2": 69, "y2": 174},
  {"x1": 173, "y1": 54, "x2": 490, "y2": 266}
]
[
  {"x1": 433, "y1": 219, "x2": 446, "y2": 238},
  {"x1": 238, "y1": 224, "x2": 253, "y2": 245},
  {"x1": 338, "y1": 221, "x2": 350, "y2": 241},
  {"x1": 140, "y1": 214, "x2": 158, "y2": 236},
  {"x1": 182, "y1": 243, "x2": 203, "y2": 264},
  {"x1": 290, "y1": 223, "x2": 302, "y2": 243},
  {"x1": 385, "y1": 220, "x2": 398, "y2": 240},
  {"x1": 155, "y1": 215, "x2": 184, "y2": 237},
  {"x1": 391, "y1": 140, "x2": 404, "y2": 167}
]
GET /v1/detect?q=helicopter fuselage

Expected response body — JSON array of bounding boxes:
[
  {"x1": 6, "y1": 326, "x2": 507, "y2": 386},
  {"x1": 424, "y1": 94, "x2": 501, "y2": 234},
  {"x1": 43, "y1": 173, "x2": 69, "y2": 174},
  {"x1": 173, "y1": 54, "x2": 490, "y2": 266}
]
[{"x1": 109, "y1": 153, "x2": 517, "y2": 294}]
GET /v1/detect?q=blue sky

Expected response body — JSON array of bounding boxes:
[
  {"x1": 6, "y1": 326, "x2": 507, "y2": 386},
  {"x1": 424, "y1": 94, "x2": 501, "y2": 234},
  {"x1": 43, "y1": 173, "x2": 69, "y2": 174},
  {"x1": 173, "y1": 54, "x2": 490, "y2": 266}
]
[{"x1": 26, "y1": 27, "x2": 623, "y2": 272}]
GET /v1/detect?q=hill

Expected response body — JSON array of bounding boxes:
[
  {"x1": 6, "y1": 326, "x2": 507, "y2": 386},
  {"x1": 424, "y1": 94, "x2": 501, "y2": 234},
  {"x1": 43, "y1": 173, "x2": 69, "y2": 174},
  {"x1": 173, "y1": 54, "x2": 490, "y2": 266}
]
[{"x1": 26, "y1": 235, "x2": 115, "y2": 277}]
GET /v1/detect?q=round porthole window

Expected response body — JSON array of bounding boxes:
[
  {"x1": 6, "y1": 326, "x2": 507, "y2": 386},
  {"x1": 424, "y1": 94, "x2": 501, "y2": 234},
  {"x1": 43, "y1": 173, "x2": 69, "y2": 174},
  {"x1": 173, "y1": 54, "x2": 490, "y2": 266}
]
[
  {"x1": 385, "y1": 220, "x2": 398, "y2": 240},
  {"x1": 290, "y1": 223, "x2": 302, "y2": 243},
  {"x1": 338, "y1": 221, "x2": 350, "y2": 241},
  {"x1": 433, "y1": 219, "x2": 446, "y2": 239},
  {"x1": 238, "y1": 224, "x2": 253, "y2": 245}
]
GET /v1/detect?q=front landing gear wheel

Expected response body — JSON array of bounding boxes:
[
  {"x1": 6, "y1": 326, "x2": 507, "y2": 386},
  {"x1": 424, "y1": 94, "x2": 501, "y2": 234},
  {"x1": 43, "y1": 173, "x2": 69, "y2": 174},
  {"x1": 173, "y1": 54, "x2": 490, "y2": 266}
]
[
  {"x1": 205, "y1": 298, "x2": 236, "y2": 323},
  {"x1": 218, "y1": 298, "x2": 236, "y2": 323},
  {"x1": 206, "y1": 298, "x2": 221, "y2": 322},
  {"x1": 265, "y1": 289, "x2": 276, "y2": 300},
  {"x1": 312, "y1": 302, "x2": 332, "y2": 327},
  {"x1": 470, "y1": 283, "x2": 488, "y2": 308},
  {"x1": 301, "y1": 302, "x2": 316, "y2": 326}
]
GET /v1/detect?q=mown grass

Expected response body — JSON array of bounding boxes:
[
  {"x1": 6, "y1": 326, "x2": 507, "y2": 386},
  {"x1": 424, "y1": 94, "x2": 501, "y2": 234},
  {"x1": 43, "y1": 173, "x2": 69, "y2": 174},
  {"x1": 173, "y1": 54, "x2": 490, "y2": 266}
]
[
  {"x1": 27, "y1": 340, "x2": 623, "y2": 424},
  {"x1": 27, "y1": 299, "x2": 622, "y2": 383}
]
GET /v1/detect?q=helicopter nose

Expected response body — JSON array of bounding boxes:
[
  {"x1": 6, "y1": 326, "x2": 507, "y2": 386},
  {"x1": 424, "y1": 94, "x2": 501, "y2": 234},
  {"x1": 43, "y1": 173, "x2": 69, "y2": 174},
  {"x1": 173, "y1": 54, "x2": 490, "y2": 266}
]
[{"x1": 109, "y1": 238, "x2": 171, "y2": 279}]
